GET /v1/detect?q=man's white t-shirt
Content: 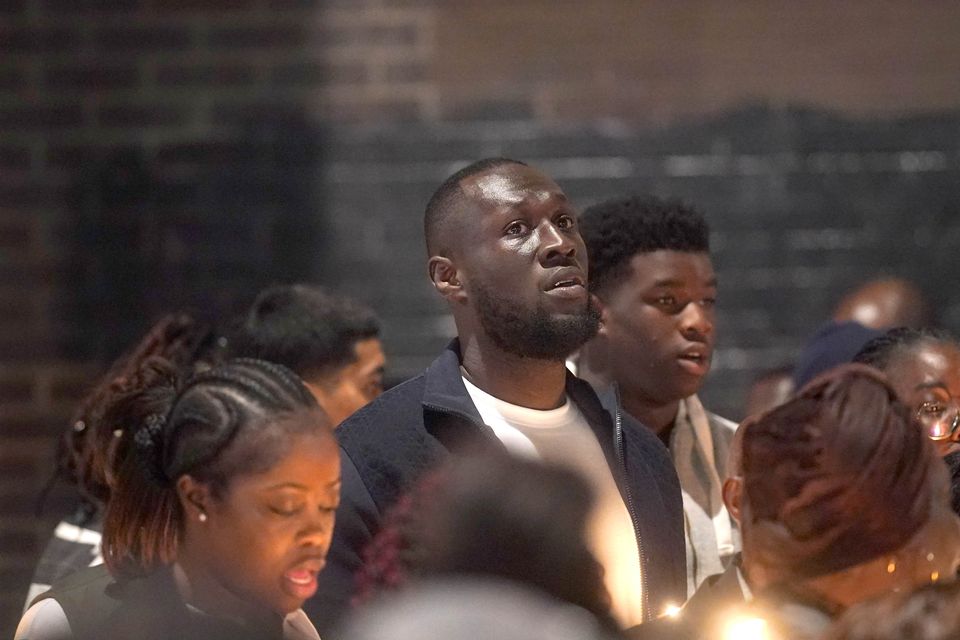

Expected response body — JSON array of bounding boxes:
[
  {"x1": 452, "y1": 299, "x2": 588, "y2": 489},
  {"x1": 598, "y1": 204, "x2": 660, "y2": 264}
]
[{"x1": 461, "y1": 372, "x2": 644, "y2": 627}]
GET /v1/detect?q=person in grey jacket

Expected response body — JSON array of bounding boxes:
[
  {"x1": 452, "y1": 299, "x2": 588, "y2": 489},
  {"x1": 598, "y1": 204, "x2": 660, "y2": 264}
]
[{"x1": 306, "y1": 158, "x2": 686, "y2": 636}]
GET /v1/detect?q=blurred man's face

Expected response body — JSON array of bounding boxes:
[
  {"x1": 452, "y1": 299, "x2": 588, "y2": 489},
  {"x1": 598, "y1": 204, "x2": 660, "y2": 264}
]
[{"x1": 306, "y1": 338, "x2": 385, "y2": 427}]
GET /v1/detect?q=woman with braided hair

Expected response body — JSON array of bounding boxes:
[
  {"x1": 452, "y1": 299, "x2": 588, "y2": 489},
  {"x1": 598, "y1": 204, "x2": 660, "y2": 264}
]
[
  {"x1": 25, "y1": 313, "x2": 217, "y2": 608},
  {"x1": 16, "y1": 358, "x2": 340, "y2": 640}
]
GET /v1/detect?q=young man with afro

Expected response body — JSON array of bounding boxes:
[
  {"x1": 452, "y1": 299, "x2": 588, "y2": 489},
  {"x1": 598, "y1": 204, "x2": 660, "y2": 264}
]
[{"x1": 577, "y1": 195, "x2": 737, "y2": 595}]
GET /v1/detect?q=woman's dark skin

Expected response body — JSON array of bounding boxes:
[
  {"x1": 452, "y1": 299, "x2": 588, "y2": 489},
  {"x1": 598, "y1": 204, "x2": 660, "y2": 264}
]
[{"x1": 884, "y1": 341, "x2": 960, "y2": 457}]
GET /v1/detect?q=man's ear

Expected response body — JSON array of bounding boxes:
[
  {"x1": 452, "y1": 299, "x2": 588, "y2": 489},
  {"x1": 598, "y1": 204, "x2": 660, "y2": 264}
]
[
  {"x1": 428, "y1": 256, "x2": 466, "y2": 302},
  {"x1": 303, "y1": 378, "x2": 332, "y2": 412},
  {"x1": 722, "y1": 476, "x2": 743, "y2": 525},
  {"x1": 591, "y1": 294, "x2": 609, "y2": 336},
  {"x1": 177, "y1": 475, "x2": 213, "y2": 524}
]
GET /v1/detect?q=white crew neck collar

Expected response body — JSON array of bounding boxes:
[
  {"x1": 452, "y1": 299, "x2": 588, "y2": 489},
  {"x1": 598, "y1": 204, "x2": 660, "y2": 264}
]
[{"x1": 460, "y1": 368, "x2": 571, "y2": 429}]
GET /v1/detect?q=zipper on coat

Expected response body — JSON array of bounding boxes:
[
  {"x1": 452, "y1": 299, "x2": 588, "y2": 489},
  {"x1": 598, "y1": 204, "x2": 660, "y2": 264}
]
[
  {"x1": 431, "y1": 396, "x2": 651, "y2": 619},
  {"x1": 614, "y1": 405, "x2": 651, "y2": 621}
]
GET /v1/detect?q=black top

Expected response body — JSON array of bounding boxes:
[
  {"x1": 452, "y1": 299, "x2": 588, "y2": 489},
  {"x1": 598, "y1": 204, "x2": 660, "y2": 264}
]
[
  {"x1": 33, "y1": 564, "x2": 286, "y2": 640},
  {"x1": 307, "y1": 340, "x2": 686, "y2": 636},
  {"x1": 29, "y1": 504, "x2": 103, "y2": 595}
]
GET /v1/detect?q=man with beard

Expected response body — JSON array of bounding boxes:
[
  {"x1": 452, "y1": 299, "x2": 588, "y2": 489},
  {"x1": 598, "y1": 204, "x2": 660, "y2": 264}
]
[
  {"x1": 306, "y1": 159, "x2": 686, "y2": 634},
  {"x1": 577, "y1": 196, "x2": 738, "y2": 595}
]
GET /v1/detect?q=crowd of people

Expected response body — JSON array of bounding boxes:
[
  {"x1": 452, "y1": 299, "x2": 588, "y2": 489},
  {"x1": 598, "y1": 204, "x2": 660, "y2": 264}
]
[{"x1": 12, "y1": 157, "x2": 960, "y2": 640}]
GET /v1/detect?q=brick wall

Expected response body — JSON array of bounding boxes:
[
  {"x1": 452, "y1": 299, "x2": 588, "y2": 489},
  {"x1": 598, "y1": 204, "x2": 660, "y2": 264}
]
[
  {"x1": 323, "y1": 107, "x2": 960, "y2": 412},
  {"x1": 431, "y1": 0, "x2": 960, "y2": 123},
  {"x1": 1, "y1": 0, "x2": 439, "y2": 631},
  {"x1": 3, "y1": 0, "x2": 960, "y2": 635}
]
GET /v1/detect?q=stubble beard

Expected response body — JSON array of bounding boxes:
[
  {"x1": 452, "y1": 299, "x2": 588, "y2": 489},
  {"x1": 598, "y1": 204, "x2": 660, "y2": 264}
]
[{"x1": 472, "y1": 281, "x2": 600, "y2": 361}]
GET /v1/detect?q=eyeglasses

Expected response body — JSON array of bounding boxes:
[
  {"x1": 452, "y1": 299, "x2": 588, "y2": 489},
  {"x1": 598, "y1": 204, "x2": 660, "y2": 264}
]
[{"x1": 916, "y1": 401, "x2": 960, "y2": 441}]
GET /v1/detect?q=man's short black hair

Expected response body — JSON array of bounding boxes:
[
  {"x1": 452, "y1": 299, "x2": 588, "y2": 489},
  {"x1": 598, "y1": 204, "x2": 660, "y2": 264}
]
[
  {"x1": 424, "y1": 157, "x2": 527, "y2": 255},
  {"x1": 227, "y1": 284, "x2": 380, "y2": 384},
  {"x1": 580, "y1": 195, "x2": 710, "y2": 294}
]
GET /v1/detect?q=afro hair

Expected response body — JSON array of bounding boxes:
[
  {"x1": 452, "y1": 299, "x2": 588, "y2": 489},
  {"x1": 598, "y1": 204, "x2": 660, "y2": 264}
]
[{"x1": 580, "y1": 195, "x2": 709, "y2": 294}]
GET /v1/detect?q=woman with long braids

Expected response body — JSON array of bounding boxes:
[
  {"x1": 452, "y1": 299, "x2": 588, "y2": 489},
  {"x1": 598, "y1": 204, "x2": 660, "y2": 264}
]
[
  {"x1": 26, "y1": 313, "x2": 217, "y2": 607},
  {"x1": 16, "y1": 358, "x2": 340, "y2": 640}
]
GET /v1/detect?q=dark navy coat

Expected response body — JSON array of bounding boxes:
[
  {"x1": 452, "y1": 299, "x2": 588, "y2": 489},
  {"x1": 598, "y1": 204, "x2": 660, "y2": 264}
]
[{"x1": 306, "y1": 341, "x2": 686, "y2": 636}]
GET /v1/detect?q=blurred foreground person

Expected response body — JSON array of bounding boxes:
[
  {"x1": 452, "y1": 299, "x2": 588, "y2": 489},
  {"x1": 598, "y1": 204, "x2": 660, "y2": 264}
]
[
  {"x1": 824, "y1": 580, "x2": 960, "y2": 640},
  {"x1": 343, "y1": 580, "x2": 618, "y2": 640},
  {"x1": 743, "y1": 367, "x2": 794, "y2": 419},
  {"x1": 638, "y1": 365, "x2": 960, "y2": 640},
  {"x1": 227, "y1": 284, "x2": 385, "y2": 426},
  {"x1": 25, "y1": 314, "x2": 216, "y2": 608},
  {"x1": 742, "y1": 365, "x2": 960, "y2": 639},
  {"x1": 310, "y1": 158, "x2": 685, "y2": 633},
  {"x1": 793, "y1": 277, "x2": 927, "y2": 388},
  {"x1": 353, "y1": 454, "x2": 615, "y2": 632},
  {"x1": 854, "y1": 327, "x2": 960, "y2": 457},
  {"x1": 578, "y1": 195, "x2": 737, "y2": 594},
  {"x1": 16, "y1": 359, "x2": 340, "y2": 640}
]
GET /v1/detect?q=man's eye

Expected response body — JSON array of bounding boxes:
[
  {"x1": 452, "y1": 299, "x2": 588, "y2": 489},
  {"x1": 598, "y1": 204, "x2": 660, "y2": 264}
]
[
  {"x1": 556, "y1": 215, "x2": 575, "y2": 229},
  {"x1": 657, "y1": 296, "x2": 677, "y2": 307},
  {"x1": 701, "y1": 297, "x2": 717, "y2": 308},
  {"x1": 505, "y1": 222, "x2": 526, "y2": 236}
]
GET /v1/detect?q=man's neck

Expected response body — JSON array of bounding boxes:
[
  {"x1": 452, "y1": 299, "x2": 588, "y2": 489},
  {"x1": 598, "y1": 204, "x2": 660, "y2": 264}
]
[
  {"x1": 575, "y1": 346, "x2": 682, "y2": 434},
  {"x1": 622, "y1": 391, "x2": 681, "y2": 436},
  {"x1": 458, "y1": 335, "x2": 568, "y2": 410}
]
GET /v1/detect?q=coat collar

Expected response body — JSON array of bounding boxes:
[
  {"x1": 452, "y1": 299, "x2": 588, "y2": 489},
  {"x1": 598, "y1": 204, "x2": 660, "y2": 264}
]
[
  {"x1": 421, "y1": 339, "x2": 485, "y2": 424},
  {"x1": 421, "y1": 339, "x2": 617, "y2": 463}
]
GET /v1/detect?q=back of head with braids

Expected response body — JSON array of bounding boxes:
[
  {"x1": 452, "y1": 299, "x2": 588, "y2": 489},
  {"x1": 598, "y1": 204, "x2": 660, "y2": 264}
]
[
  {"x1": 102, "y1": 358, "x2": 330, "y2": 580},
  {"x1": 50, "y1": 313, "x2": 217, "y2": 514},
  {"x1": 853, "y1": 327, "x2": 956, "y2": 370}
]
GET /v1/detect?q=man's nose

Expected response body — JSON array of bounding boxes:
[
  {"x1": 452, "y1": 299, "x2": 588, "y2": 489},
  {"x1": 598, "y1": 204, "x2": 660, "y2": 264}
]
[
  {"x1": 679, "y1": 301, "x2": 713, "y2": 339},
  {"x1": 537, "y1": 221, "x2": 578, "y2": 265}
]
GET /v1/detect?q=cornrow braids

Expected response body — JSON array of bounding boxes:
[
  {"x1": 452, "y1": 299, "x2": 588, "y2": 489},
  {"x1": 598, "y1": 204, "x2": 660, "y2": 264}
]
[
  {"x1": 853, "y1": 327, "x2": 955, "y2": 370},
  {"x1": 155, "y1": 358, "x2": 319, "y2": 487},
  {"x1": 104, "y1": 358, "x2": 330, "y2": 579},
  {"x1": 133, "y1": 413, "x2": 169, "y2": 487},
  {"x1": 46, "y1": 313, "x2": 215, "y2": 515}
]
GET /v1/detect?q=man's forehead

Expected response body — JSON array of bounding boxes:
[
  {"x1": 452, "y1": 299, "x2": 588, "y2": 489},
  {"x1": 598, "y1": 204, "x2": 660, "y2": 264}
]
[{"x1": 459, "y1": 165, "x2": 565, "y2": 208}]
